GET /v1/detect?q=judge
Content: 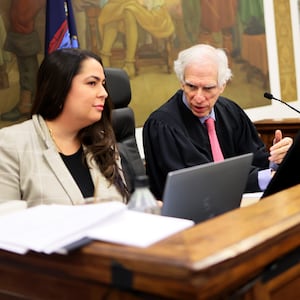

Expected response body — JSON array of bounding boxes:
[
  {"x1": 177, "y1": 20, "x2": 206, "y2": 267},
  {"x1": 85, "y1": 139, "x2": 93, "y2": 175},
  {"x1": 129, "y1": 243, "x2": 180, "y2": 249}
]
[{"x1": 143, "y1": 44, "x2": 293, "y2": 200}]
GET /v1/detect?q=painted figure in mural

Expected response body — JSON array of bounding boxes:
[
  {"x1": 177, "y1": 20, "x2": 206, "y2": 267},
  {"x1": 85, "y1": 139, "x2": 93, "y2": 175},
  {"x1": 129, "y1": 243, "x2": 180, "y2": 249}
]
[
  {"x1": 180, "y1": 0, "x2": 201, "y2": 46},
  {"x1": 98, "y1": 0, "x2": 175, "y2": 77},
  {"x1": 1, "y1": 0, "x2": 101, "y2": 122},
  {"x1": 234, "y1": 0, "x2": 265, "y2": 57},
  {"x1": 0, "y1": 14, "x2": 10, "y2": 90},
  {"x1": 238, "y1": 0, "x2": 264, "y2": 33},
  {"x1": 198, "y1": 0, "x2": 264, "y2": 62},
  {"x1": 199, "y1": 0, "x2": 238, "y2": 61},
  {"x1": 1, "y1": 0, "x2": 45, "y2": 122}
]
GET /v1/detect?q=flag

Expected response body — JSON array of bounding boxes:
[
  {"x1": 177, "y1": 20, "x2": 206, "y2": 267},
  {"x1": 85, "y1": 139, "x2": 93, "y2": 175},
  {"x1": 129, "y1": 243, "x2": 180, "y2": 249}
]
[{"x1": 45, "y1": 0, "x2": 79, "y2": 55}]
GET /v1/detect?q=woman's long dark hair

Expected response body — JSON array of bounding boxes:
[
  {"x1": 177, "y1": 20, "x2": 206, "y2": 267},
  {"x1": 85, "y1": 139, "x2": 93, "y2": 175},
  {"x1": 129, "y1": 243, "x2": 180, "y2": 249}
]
[{"x1": 31, "y1": 48, "x2": 129, "y2": 201}]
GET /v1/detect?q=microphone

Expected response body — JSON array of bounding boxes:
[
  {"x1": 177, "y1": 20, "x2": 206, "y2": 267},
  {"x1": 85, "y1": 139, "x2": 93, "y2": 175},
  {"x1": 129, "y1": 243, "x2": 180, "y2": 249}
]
[{"x1": 264, "y1": 92, "x2": 300, "y2": 114}]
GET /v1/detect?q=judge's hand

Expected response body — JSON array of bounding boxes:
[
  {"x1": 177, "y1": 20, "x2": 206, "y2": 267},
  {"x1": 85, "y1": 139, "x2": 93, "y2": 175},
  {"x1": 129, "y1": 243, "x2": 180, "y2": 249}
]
[
  {"x1": 269, "y1": 129, "x2": 293, "y2": 164},
  {"x1": 157, "y1": 200, "x2": 163, "y2": 208}
]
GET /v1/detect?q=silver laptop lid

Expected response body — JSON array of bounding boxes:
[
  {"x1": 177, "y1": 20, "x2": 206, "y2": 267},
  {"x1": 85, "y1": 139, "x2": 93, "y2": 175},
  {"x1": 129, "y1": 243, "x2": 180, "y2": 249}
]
[{"x1": 161, "y1": 153, "x2": 253, "y2": 224}]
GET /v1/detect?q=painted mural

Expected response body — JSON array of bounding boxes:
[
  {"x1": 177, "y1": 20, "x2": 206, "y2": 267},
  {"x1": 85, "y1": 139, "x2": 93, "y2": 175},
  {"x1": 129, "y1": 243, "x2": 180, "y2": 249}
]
[{"x1": 0, "y1": 0, "x2": 269, "y2": 127}]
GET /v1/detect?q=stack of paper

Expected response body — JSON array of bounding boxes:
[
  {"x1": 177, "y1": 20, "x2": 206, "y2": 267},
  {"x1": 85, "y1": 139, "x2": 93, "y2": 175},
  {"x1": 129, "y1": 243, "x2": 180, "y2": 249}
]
[{"x1": 0, "y1": 201, "x2": 194, "y2": 255}]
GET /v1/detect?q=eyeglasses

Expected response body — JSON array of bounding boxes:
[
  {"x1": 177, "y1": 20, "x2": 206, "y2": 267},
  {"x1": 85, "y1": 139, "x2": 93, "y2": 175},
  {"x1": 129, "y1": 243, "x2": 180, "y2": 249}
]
[{"x1": 183, "y1": 81, "x2": 218, "y2": 96}]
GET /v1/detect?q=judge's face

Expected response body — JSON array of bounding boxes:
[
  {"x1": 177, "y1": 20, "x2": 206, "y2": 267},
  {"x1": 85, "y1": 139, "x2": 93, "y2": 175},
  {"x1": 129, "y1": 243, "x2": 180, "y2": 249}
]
[{"x1": 181, "y1": 62, "x2": 225, "y2": 118}]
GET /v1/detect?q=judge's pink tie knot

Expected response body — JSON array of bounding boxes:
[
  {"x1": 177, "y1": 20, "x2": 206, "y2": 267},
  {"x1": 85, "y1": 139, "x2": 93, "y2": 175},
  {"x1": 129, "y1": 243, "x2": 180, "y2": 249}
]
[{"x1": 205, "y1": 117, "x2": 224, "y2": 162}]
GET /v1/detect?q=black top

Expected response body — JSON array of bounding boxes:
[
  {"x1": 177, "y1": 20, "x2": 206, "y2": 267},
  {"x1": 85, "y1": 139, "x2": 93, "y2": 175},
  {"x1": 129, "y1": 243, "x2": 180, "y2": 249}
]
[
  {"x1": 143, "y1": 90, "x2": 270, "y2": 199},
  {"x1": 60, "y1": 147, "x2": 94, "y2": 198},
  {"x1": 262, "y1": 129, "x2": 300, "y2": 198}
]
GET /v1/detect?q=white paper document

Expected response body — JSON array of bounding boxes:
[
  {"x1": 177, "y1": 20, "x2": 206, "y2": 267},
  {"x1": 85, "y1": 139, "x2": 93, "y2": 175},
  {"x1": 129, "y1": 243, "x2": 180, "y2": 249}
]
[
  {"x1": 240, "y1": 192, "x2": 263, "y2": 207},
  {"x1": 87, "y1": 209, "x2": 194, "y2": 248},
  {"x1": 242, "y1": 192, "x2": 263, "y2": 198},
  {"x1": 0, "y1": 201, "x2": 194, "y2": 255}
]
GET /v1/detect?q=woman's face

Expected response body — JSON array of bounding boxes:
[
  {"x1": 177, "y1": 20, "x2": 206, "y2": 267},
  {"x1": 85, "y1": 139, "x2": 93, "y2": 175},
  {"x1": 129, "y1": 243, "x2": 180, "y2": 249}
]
[
  {"x1": 181, "y1": 62, "x2": 225, "y2": 118},
  {"x1": 62, "y1": 57, "x2": 108, "y2": 128}
]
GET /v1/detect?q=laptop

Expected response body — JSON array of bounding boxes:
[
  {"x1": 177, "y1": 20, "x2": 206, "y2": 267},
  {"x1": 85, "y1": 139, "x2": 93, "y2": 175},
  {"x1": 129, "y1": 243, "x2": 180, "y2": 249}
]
[
  {"x1": 161, "y1": 153, "x2": 253, "y2": 224},
  {"x1": 261, "y1": 129, "x2": 300, "y2": 198}
]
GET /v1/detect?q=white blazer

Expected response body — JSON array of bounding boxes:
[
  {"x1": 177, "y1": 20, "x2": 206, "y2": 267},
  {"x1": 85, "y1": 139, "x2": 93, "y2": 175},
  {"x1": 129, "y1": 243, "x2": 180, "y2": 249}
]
[{"x1": 0, "y1": 115, "x2": 125, "y2": 207}]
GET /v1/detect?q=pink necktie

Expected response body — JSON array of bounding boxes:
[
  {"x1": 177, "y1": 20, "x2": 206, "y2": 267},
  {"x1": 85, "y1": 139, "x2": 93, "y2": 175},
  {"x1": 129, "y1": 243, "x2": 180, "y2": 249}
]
[{"x1": 205, "y1": 117, "x2": 224, "y2": 162}]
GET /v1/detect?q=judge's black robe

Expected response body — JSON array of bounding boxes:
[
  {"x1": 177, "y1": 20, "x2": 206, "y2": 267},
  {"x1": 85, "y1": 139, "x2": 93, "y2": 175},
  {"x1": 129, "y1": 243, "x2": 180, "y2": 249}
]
[{"x1": 143, "y1": 90, "x2": 270, "y2": 200}]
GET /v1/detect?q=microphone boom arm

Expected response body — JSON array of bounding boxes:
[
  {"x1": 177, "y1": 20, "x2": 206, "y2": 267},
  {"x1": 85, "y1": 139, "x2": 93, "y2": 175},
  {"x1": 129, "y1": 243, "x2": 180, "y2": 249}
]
[
  {"x1": 274, "y1": 98, "x2": 300, "y2": 114},
  {"x1": 264, "y1": 92, "x2": 300, "y2": 114}
]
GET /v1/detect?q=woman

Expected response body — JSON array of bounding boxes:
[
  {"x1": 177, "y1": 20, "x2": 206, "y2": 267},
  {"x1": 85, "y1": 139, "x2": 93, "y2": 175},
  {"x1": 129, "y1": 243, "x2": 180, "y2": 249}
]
[{"x1": 0, "y1": 48, "x2": 129, "y2": 207}]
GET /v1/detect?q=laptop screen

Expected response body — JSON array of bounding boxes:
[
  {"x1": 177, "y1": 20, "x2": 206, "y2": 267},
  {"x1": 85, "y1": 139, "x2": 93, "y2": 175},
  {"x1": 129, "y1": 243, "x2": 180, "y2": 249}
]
[{"x1": 161, "y1": 153, "x2": 253, "y2": 224}]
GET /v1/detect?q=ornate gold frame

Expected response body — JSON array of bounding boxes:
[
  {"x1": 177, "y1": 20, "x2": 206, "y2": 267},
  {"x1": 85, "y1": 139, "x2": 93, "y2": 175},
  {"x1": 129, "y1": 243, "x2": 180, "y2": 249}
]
[{"x1": 274, "y1": 0, "x2": 297, "y2": 101}]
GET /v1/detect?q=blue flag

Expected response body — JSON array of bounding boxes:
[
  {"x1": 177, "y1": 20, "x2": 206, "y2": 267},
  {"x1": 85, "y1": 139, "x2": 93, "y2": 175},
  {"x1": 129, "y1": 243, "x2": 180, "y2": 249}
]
[{"x1": 45, "y1": 0, "x2": 79, "y2": 54}]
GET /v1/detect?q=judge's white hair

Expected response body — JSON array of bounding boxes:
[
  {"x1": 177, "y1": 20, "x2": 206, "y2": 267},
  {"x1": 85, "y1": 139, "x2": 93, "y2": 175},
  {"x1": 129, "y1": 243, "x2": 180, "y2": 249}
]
[{"x1": 173, "y1": 44, "x2": 232, "y2": 87}]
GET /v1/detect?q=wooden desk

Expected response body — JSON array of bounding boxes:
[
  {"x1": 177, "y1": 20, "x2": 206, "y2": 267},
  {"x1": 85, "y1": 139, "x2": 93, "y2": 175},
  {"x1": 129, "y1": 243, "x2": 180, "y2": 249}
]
[
  {"x1": 254, "y1": 118, "x2": 300, "y2": 149},
  {"x1": 2, "y1": 185, "x2": 300, "y2": 299}
]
